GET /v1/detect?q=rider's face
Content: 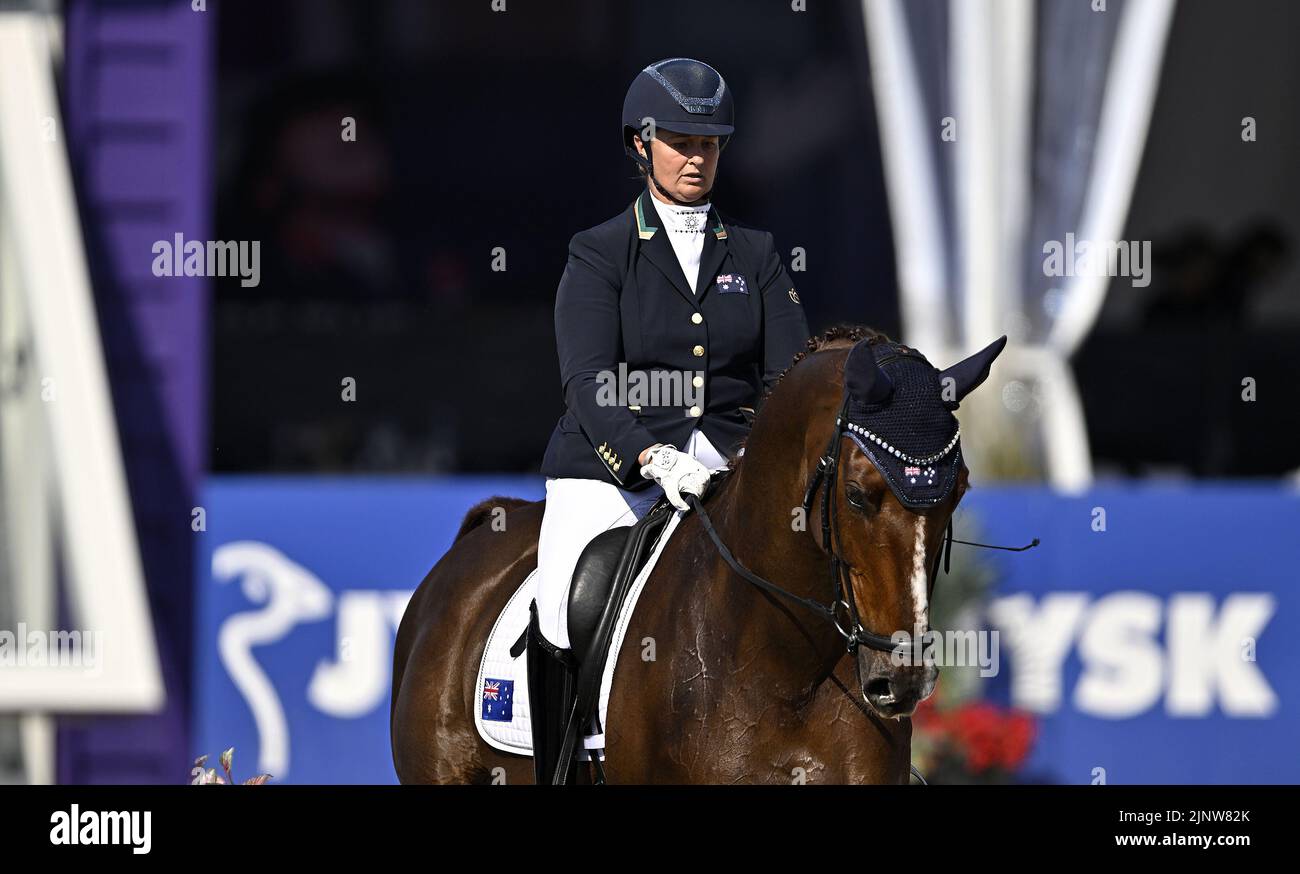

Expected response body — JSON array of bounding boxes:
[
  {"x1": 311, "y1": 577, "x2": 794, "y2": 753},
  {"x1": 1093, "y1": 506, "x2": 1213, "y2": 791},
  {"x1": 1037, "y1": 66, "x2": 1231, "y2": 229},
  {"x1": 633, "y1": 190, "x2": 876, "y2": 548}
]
[{"x1": 635, "y1": 130, "x2": 720, "y2": 205}]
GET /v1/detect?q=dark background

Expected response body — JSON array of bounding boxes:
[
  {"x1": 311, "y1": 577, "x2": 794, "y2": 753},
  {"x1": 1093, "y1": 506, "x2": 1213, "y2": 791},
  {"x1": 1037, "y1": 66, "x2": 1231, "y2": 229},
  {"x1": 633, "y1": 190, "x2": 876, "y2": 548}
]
[{"x1": 210, "y1": 0, "x2": 1300, "y2": 479}]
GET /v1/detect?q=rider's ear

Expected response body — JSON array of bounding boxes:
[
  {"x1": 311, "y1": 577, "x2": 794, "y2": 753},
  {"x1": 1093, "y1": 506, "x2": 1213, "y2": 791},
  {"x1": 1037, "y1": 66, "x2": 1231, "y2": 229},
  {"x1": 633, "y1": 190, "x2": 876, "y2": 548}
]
[{"x1": 939, "y1": 336, "x2": 1007, "y2": 410}]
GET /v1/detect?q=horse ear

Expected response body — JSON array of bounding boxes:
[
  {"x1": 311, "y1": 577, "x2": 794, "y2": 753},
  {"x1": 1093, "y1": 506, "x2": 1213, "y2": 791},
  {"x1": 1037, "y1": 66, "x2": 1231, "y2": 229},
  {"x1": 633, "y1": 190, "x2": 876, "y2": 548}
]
[
  {"x1": 939, "y1": 336, "x2": 1007, "y2": 409},
  {"x1": 845, "y1": 341, "x2": 894, "y2": 406}
]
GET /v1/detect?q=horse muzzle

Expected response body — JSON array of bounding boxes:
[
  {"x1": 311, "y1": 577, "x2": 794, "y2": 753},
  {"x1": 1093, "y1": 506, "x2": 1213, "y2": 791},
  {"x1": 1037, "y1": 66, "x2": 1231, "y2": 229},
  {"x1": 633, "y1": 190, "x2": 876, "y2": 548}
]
[{"x1": 858, "y1": 651, "x2": 938, "y2": 720}]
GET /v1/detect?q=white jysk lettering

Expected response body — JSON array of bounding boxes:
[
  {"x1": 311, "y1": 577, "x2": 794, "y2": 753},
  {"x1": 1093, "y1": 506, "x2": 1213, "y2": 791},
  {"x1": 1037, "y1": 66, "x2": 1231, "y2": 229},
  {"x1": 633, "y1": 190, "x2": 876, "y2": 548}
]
[
  {"x1": 988, "y1": 592, "x2": 1277, "y2": 717},
  {"x1": 49, "y1": 804, "x2": 151, "y2": 855}
]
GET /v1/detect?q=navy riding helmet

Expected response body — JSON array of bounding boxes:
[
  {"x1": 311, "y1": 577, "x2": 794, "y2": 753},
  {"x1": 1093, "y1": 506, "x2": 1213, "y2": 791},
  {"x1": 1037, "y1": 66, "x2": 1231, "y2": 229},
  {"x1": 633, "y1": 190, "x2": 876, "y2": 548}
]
[{"x1": 622, "y1": 58, "x2": 734, "y2": 203}]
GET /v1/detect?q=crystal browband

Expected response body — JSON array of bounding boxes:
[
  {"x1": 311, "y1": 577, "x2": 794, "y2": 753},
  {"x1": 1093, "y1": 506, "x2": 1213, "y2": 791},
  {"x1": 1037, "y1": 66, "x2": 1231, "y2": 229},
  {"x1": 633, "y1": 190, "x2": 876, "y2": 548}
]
[{"x1": 844, "y1": 421, "x2": 961, "y2": 466}]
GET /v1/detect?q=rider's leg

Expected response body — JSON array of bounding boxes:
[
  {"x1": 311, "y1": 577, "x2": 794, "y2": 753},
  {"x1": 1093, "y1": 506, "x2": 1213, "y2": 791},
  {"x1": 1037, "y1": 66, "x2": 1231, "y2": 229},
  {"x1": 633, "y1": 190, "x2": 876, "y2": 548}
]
[
  {"x1": 528, "y1": 476, "x2": 658, "y2": 783},
  {"x1": 534, "y1": 443, "x2": 720, "y2": 651},
  {"x1": 534, "y1": 477, "x2": 657, "y2": 649}
]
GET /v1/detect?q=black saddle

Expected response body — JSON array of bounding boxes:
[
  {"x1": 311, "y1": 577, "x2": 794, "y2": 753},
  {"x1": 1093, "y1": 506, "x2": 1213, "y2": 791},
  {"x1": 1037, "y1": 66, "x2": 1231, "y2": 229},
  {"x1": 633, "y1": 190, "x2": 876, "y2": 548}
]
[
  {"x1": 566, "y1": 514, "x2": 668, "y2": 661},
  {"x1": 506, "y1": 499, "x2": 674, "y2": 665},
  {"x1": 507, "y1": 496, "x2": 674, "y2": 784},
  {"x1": 508, "y1": 468, "x2": 733, "y2": 783},
  {"x1": 558, "y1": 497, "x2": 674, "y2": 784},
  {"x1": 567, "y1": 468, "x2": 736, "y2": 661}
]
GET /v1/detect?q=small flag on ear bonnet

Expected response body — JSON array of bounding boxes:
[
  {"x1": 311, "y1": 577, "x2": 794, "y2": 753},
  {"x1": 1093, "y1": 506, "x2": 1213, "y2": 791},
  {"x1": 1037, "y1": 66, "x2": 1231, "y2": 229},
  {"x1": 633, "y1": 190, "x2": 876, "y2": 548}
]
[{"x1": 841, "y1": 337, "x2": 1005, "y2": 509}]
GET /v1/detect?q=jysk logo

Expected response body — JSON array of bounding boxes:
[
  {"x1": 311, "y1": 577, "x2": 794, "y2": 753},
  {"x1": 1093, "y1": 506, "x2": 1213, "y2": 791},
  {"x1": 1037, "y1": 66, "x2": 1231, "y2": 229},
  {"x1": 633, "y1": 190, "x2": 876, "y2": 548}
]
[
  {"x1": 989, "y1": 592, "x2": 1278, "y2": 718},
  {"x1": 203, "y1": 542, "x2": 412, "y2": 782}
]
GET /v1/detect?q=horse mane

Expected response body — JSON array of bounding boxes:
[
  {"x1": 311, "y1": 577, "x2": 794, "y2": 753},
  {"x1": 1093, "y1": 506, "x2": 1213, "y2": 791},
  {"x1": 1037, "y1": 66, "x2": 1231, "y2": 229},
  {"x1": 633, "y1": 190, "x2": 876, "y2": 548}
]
[
  {"x1": 725, "y1": 324, "x2": 890, "y2": 469},
  {"x1": 768, "y1": 324, "x2": 891, "y2": 393}
]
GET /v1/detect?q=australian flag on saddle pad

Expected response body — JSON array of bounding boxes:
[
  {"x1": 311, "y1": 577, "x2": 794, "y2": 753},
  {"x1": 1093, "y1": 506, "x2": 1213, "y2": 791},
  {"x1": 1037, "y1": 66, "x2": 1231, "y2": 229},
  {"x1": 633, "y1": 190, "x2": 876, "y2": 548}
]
[
  {"x1": 481, "y1": 678, "x2": 514, "y2": 722},
  {"x1": 715, "y1": 273, "x2": 748, "y2": 294}
]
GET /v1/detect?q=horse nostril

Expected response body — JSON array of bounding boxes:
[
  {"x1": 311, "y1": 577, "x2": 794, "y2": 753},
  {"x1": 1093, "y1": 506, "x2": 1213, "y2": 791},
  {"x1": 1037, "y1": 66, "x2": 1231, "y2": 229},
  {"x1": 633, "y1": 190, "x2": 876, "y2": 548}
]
[{"x1": 863, "y1": 675, "x2": 896, "y2": 703}]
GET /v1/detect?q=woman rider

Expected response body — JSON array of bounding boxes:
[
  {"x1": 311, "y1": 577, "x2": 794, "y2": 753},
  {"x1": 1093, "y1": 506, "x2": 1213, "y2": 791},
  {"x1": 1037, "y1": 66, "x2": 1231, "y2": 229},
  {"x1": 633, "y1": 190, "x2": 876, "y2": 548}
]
[{"x1": 527, "y1": 57, "x2": 809, "y2": 782}]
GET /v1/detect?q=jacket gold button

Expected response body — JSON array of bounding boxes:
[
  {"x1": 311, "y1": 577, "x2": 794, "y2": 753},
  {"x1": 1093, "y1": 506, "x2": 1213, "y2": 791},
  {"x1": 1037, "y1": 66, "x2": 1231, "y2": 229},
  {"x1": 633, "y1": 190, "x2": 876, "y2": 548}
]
[
  {"x1": 691, "y1": 313, "x2": 703, "y2": 324},
  {"x1": 693, "y1": 345, "x2": 704, "y2": 357},
  {"x1": 689, "y1": 406, "x2": 702, "y2": 417},
  {"x1": 692, "y1": 375, "x2": 703, "y2": 388}
]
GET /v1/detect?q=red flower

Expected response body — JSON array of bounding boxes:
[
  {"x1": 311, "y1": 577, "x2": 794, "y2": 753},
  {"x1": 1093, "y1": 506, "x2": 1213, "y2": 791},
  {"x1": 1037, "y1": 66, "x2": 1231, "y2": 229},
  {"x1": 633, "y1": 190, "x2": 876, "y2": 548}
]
[{"x1": 941, "y1": 702, "x2": 1038, "y2": 774}]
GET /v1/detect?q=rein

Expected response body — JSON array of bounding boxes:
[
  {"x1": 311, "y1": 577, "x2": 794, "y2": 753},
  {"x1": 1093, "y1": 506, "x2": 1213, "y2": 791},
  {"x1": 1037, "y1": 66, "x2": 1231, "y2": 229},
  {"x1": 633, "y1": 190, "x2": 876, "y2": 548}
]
[{"x1": 685, "y1": 398, "x2": 1038, "y2": 659}]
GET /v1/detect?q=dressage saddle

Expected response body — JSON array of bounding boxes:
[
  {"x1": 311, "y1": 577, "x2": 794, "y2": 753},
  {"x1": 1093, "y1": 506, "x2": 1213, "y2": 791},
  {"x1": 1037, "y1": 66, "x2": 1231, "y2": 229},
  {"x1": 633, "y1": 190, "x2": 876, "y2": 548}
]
[
  {"x1": 565, "y1": 511, "x2": 668, "y2": 662},
  {"x1": 510, "y1": 496, "x2": 674, "y2": 784}
]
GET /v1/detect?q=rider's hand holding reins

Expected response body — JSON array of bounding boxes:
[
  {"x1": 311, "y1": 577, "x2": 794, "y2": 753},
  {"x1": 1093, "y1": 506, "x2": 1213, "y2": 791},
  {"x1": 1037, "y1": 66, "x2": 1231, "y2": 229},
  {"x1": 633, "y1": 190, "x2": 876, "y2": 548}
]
[{"x1": 639, "y1": 444, "x2": 710, "y2": 511}]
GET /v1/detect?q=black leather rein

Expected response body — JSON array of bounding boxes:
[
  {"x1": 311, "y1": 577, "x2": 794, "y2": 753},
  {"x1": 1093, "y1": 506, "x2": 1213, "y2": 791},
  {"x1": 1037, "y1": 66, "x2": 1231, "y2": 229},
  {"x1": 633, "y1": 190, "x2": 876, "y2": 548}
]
[
  {"x1": 685, "y1": 399, "x2": 944, "y2": 659},
  {"x1": 687, "y1": 400, "x2": 1039, "y2": 658}
]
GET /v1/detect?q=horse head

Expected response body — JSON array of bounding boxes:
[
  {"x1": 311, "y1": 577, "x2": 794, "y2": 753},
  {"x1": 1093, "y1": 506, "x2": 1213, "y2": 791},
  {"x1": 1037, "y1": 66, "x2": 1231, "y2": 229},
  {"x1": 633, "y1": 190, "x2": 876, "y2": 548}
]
[{"x1": 741, "y1": 327, "x2": 1006, "y2": 721}]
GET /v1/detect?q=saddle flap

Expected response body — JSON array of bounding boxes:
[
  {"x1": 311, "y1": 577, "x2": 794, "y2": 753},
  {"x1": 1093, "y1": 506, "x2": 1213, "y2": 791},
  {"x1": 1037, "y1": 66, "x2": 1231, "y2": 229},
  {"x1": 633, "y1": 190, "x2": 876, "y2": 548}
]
[
  {"x1": 567, "y1": 527, "x2": 632, "y2": 659},
  {"x1": 554, "y1": 499, "x2": 673, "y2": 782}
]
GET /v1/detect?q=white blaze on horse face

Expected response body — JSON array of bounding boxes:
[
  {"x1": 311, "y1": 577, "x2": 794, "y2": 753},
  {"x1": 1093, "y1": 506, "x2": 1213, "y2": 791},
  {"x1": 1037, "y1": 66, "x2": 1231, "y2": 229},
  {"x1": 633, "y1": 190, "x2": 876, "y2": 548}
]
[{"x1": 909, "y1": 516, "x2": 929, "y2": 629}]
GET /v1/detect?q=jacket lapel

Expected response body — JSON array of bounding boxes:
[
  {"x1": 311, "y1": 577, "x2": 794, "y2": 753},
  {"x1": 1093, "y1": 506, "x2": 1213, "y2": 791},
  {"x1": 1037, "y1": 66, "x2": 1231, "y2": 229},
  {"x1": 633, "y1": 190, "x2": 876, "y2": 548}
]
[
  {"x1": 694, "y1": 210, "x2": 729, "y2": 305},
  {"x1": 632, "y1": 188, "x2": 729, "y2": 306}
]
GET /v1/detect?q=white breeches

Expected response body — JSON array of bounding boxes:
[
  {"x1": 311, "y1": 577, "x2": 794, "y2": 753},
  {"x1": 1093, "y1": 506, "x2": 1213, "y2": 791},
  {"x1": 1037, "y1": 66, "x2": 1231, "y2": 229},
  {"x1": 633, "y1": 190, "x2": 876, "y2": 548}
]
[{"x1": 535, "y1": 428, "x2": 729, "y2": 649}]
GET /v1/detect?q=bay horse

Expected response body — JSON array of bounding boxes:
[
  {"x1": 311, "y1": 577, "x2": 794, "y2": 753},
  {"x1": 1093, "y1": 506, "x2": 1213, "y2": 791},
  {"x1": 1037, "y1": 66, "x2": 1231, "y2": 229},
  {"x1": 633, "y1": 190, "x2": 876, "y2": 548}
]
[{"x1": 391, "y1": 325, "x2": 1005, "y2": 784}]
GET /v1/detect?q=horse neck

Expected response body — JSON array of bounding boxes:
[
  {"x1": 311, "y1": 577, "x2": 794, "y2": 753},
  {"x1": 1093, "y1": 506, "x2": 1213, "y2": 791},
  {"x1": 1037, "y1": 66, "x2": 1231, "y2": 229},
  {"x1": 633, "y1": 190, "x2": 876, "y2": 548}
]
[
  {"x1": 705, "y1": 367, "x2": 849, "y2": 697},
  {"x1": 728, "y1": 353, "x2": 841, "y2": 583}
]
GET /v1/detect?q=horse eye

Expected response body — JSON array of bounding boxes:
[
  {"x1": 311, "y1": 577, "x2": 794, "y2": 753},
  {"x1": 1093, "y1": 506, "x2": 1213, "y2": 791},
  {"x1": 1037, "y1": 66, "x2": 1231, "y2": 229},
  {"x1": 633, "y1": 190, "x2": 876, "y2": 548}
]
[{"x1": 845, "y1": 486, "x2": 877, "y2": 514}]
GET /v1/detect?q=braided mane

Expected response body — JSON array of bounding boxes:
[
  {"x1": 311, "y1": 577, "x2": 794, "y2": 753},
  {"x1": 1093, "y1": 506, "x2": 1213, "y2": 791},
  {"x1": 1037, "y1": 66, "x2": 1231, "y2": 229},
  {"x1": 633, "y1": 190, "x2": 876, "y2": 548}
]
[
  {"x1": 725, "y1": 325, "x2": 890, "y2": 470},
  {"x1": 765, "y1": 324, "x2": 890, "y2": 396}
]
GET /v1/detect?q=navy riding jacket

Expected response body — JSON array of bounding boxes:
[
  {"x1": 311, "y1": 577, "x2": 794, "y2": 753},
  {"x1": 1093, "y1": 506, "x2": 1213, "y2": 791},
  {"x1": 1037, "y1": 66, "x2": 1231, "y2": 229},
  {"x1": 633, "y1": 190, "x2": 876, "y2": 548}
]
[{"x1": 540, "y1": 187, "x2": 809, "y2": 489}]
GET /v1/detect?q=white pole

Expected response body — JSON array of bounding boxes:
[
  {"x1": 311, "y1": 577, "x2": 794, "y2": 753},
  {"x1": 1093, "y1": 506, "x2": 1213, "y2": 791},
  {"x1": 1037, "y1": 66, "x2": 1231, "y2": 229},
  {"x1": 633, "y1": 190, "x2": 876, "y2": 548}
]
[{"x1": 0, "y1": 11, "x2": 164, "y2": 714}]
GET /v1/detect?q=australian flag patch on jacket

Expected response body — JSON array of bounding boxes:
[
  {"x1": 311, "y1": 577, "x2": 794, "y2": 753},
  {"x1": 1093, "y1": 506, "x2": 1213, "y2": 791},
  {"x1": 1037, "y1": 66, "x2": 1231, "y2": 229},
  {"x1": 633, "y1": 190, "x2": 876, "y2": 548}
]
[
  {"x1": 481, "y1": 678, "x2": 514, "y2": 722},
  {"x1": 715, "y1": 273, "x2": 748, "y2": 294}
]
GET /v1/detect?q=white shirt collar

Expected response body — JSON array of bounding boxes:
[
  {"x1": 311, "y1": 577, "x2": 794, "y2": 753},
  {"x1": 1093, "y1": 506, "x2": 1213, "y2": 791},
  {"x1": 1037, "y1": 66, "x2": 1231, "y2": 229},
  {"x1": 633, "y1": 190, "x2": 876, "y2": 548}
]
[{"x1": 649, "y1": 193, "x2": 711, "y2": 235}]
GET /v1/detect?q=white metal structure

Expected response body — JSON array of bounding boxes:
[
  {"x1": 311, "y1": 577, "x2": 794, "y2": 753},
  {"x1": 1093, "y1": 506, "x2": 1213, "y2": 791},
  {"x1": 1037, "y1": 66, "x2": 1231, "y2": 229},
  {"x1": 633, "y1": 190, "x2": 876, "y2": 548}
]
[
  {"x1": 0, "y1": 10, "x2": 164, "y2": 783},
  {"x1": 862, "y1": 0, "x2": 1176, "y2": 491}
]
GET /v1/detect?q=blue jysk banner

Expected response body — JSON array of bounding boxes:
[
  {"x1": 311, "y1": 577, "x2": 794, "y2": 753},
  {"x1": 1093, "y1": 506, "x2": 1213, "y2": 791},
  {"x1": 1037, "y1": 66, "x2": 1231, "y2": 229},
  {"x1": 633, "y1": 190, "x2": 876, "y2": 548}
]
[
  {"x1": 967, "y1": 486, "x2": 1300, "y2": 784},
  {"x1": 194, "y1": 479, "x2": 1300, "y2": 784},
  {"x1": 193, "y1": 477, "x2": 544, "y2": 784}
]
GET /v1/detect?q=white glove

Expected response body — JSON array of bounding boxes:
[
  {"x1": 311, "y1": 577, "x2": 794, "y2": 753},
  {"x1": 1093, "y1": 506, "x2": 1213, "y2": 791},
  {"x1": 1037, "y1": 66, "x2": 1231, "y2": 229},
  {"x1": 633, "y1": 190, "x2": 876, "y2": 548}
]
[{"x1": 639, "y1": 444, "x2": 711, "y2": 512}]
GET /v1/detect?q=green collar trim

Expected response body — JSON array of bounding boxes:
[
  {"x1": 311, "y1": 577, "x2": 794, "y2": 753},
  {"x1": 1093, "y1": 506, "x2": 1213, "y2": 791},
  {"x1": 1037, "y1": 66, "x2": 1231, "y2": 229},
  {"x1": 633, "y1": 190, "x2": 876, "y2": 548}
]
[
  {"x1": 635, "y1": 191, "x2": 727, "y2": 240},
  {"x1": 635, "y1": 195, "x2": 657, "y2": 240}
]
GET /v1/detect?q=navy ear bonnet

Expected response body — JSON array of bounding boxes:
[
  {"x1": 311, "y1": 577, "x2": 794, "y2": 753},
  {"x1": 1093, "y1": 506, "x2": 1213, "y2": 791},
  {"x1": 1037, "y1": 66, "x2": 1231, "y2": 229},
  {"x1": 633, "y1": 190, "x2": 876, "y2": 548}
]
[{"x1": 842, "y1": 337, "x2": 1006, "y2": 509}]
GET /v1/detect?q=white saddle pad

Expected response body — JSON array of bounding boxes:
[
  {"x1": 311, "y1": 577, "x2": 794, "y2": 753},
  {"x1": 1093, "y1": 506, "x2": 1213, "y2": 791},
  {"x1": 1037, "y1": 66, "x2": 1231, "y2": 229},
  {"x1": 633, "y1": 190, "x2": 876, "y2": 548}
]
[{"x1": 474, "y1": 509, "x2": 684, "y2": 758}]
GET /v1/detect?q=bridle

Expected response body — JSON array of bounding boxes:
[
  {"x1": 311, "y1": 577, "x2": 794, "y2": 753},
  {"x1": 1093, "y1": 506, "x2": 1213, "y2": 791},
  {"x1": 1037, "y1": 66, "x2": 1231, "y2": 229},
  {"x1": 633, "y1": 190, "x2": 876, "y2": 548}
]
[
  {"x1": 803, "y1": 397, "x2": 952, "y2": 658},
  {"x1": 687, "y1": 397, "x2": 1037, "y2": 659},
  {"x1": 680, "y1": 393, "x2": 1036, "y2": 788},
  {"x1": 687, "y1": 398, "x2": 942, "y2": 661}
]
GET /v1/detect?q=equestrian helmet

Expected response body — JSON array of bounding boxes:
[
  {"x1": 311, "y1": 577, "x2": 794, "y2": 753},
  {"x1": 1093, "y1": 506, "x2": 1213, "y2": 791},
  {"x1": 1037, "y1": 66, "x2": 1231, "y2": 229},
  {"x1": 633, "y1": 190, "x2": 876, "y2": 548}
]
[{"x1": 622, "y1": 57, "x2": 734, "y2": 173}]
